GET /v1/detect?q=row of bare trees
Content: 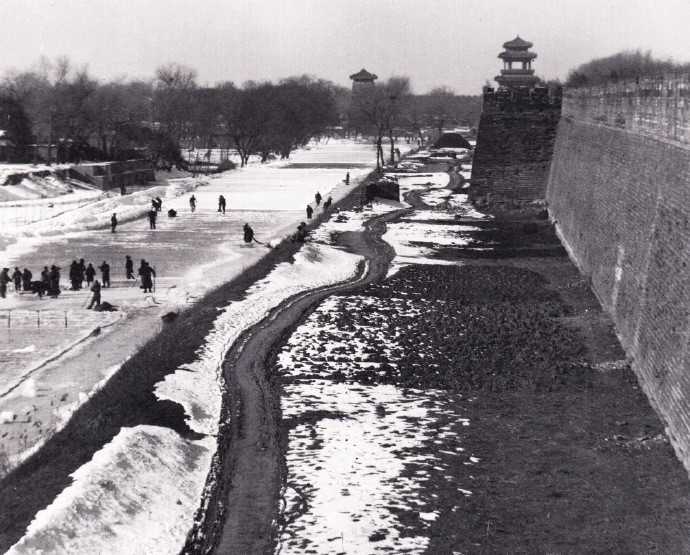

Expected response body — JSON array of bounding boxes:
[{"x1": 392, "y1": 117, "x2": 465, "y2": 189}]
[
  {"x1": 0, "y1": 56, "x2": 481, "y2": 167},
  {"x1": 0, "y1": 58, "x2": 342, "y2": 166}
]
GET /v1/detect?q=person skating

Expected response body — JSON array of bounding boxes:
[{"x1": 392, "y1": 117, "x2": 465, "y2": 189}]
[
  {"x1": 243, "y1": 223, "x2": 254, "y2": 244},
  {"x1": 345, "y1": 172, "x2": 350, "y2": 185},
  {"x1": 306, "y1": 204, "x2": 313, "y2": 219},
  {"x1": 148, "y1": 209, "x2": 157, "y2": 229},
  {"x1": 87, "y1": 279, "x2": 101, "y2": 309},
  {"x1": 138, "y1": 260, "x2": 156, "y2": 293},
  {"x1": 155, "y1": 196, "x2": 163, "y2": 211},
  {"x1": 218, "y1": 195, "x2": 226, "y2": 214},
  {"x1": 78, "y1": 258, "x2": 86, "y2": 288},
  {"x1": 12, "y1": 267, "x2": 22, "y2": 292},
  {"x1": 69, "y1": 260, "x2": 80, "y2": 290},
  {"x1": 111, "y1": 212, "x2": 118, "y2": 233},
  {"x1": 125, "y1": 255, "x2": 134, "y2": 280},
  {"x1": 0, "y1": 268, "x2": 10, "y2": 299},
  {"x1": 21, "y1": 268, "x2": 32, "y2": 291},
  {"x1": 85, "y1": 263, "x2": 96, "y2": 286},
  {"x1": 99, "y1": 261, "x2": 111, "y2": 288},
  {"x1": 315, "y1": 191, "x2": 322, "y2": 206},
  {"x1": 189, "y1": 194, "x2": 196, "y2": 212}
]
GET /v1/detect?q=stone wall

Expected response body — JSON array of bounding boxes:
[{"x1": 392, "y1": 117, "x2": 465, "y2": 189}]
[
  {"x1": 547, "y1": 77, "x2": 690, "y2": 470},
  {"x1": 470, "y1": 88, "x2": 561, "y2": 203},
  {"x1": 562, "y1": 73, "x2": 690, "y2": 146}
]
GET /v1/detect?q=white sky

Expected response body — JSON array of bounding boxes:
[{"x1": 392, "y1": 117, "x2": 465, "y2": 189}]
[{"x1": 0, "y1": 0, "x2": 688, "y2": 94}]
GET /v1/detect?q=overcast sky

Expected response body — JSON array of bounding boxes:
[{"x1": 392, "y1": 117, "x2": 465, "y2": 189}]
[{"x1": 0, "y1": 0, "x2": 688, "y2": 94}]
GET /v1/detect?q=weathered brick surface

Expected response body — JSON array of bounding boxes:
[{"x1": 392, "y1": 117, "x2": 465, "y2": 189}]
[
  {"x1": 563, "y1": 73, "x2": 690, "y2": 146},
  {"x1": 471, "y1": 91, "x2": 561, "y2": 203},
  {"x1": 547, "y1": 115, "x2": 690, "y2": 470}
]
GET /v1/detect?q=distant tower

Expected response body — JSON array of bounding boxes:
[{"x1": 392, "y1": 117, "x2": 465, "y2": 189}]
[
  {"x1": 349, "y1": 68, "x2": 378, "y2": 95},
  {"x1": 495, "y1": 36, "x2": 539, "y2": 89}
]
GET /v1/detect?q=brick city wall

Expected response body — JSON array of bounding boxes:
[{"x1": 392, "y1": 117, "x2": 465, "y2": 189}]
[
  {"x1": 547, "y1": 77, "x2": 690, "y2": 470},
  {"x1": 470, "y1": 88, "x2": 561, "y2": 203}
]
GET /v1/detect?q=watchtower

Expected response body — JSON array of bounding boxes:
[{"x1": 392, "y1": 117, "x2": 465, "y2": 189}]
[
  {"x1": 495, "y1": 36, "x2": 539, "y2": 90},
  {"x1": 349, "y1": 68, "x2": 378, "y2": 96}
]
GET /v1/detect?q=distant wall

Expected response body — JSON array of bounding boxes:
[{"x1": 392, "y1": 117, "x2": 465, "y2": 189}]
[
  {"x1": 547, "y1": 74, "x2": 690, "y2": 470},
  {"x1": 563, "y1": 73, "x2": 690, "y2": 145},
  {"x1": 470, "y1": 88, "x2": 561, "y2": 203}
]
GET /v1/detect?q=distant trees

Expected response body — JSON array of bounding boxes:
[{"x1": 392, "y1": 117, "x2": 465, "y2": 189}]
[
  {"x1": 0, "y1": 57, "x2": 342, "y2": 166},
  {"x1": 566, "y1": 50, "x2": 690, "y2": 88},
  {"x1": 351, "y1": 76, "x2": 411, "y2": 169},
  {"x1": 218, "y1": 77, "x2": 338, "y2": 167}
]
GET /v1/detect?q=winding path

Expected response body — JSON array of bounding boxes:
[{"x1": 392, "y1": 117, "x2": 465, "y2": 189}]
[{"x1": 184, "y1": 205, "x2": 411, "y2": 554}]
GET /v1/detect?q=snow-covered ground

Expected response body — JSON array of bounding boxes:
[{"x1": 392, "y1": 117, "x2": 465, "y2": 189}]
[
  {"x1": 7, "y1": 242, "x2": 363, "y2": 554},
  {"x1": 275, "y1": 161, "x2": 490, "y2": 553},
  {"x1": 0, "y1": 138, "x2": 382, "y2": 470}
]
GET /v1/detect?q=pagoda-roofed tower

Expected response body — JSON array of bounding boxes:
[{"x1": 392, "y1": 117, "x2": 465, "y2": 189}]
[
  {"x1": 495, "y1": 36, "x2": 539, "y2": 89},
  {"x1": 350, "y1": 68, "x2": 378, "y2": 95}
]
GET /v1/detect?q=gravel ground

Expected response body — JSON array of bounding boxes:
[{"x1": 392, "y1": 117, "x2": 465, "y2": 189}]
[{"x1": 273, "y1": 166, "x2": 690, "y2": 553}]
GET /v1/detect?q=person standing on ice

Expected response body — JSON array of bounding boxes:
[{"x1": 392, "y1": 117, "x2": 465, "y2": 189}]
[
  {"x1": 48, "y1": 265, "x2": 61, "y2": 297},
  {"x1": 148, "y1": 209, "x2": 157, "y2": 229},
  {"x1": 125, "y1": 255, "x2": 134, "y2": 280},
  {"x1": 87, "y1": 279, "x2": 101, "y2": 309},
  {"x1": 345, "y1": 172, "x2": 350, "y2": 185},
  {"x1": 306, "y1": 204, "x2": 313, "y2": 219},
  {"x1": 99, "y1": 261, "x2": 111, "y2": 288},
  {"x1": 315, "y1": 191, "x2": 322, "y2": 206},
  {"x1": 139, "y1": 261, "x2": 156, "y2": 293},
  {"x1": 189, "y1": 195, "x2": 196, "y2": 212},
  {"x1": 21, "y1": 268, "x2": 32, "y2": 291},
  {"x1": 0, "y1": 268, "x2": 10, "y2": 299},
  {"x1": 218, "y1": 195, "x2": 226, "y2": 214},
  {"x1": 155, "y1": 196, "x2": 163, "y2": 211},
  {"x1": 12, "y1": 267, "x2": 22, "y2": 292},
  {"x1": 78, "y1": 259, "x2": 86, "y2": 288},
  {"x1": 69, "y1": 260, "x2": 80, "y2": 291},
  {"x1": 85, "y1": 263, "x2": 96, "y2": 286},
  {"x1": 111, "y1": 213, "x2": 118, "y2": 233},
  {"x1": 243, "y1": 223, "x2": 254, "y2": 244}
]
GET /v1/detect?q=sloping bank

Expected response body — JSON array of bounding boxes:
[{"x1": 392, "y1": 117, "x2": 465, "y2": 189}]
[{"x1": 0, "y1": 175, "x2": 377, "y2": 554}]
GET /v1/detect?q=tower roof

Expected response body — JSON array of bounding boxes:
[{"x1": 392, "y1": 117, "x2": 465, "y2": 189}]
[
  {"x1": 349, "y1": 68, "x2": 378, "y2": 82},
  {"x1": 498, "y1": 50, "x2": 537, "y2": 61},
  {"x1": 502, "y1": 36, "x2": 533, "y2": 50}
]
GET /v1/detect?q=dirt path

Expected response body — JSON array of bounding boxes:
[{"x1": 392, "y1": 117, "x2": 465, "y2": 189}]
[{"x1": 183, "y1": 205, "x2": 410, "y2": 554}]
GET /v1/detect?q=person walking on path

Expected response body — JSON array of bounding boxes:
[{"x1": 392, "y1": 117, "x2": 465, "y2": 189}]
[
  {"x1": 218, "y1": 195, "x2": 226, "y2": 214},
  {"x1": 125, "y1": 255, "x2": 135, "y2": 280},
  {"x1": 315, "y1": 191, "x2": 322, "y2": 206},
  {"x1": 323, "y1": 196, "x2": 332, "y2": 211},
  {"x1": 12, "y1": 267, "x2": 22, "y2": 292},
  {"x1": 21, "y1": 268, "x2": 32, "y2": 291},
  {"x1": 87, "y1": 279, "x2": 101, "y2": 309},
  {"x1": 148, "y1": 209, "x2": 157, "y2": 229},
  {"x1": 85, "y1": 263, "x2": 96, "y2": 286},
  {"x1": 138, "y1": 260, "x2": 156, "y2": 293},
  {"x1": 99, "y1": 261, "x2": 111, "y2": 288},
  {"x1": 111, "y1": 212, "x2": 118, "y2": 233},
  {"x1": 243, "y1": 223, "x2": 255, "y2": 244},
  {"x1": 306, "y1": 204, "x2": 313, "y2": 219},
  {"x1": 0, "y1": 268, "x2": 10, "y2": 299},
  {"x1": 189, "y1": 194, "x2": 196, "y2": 212}
]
